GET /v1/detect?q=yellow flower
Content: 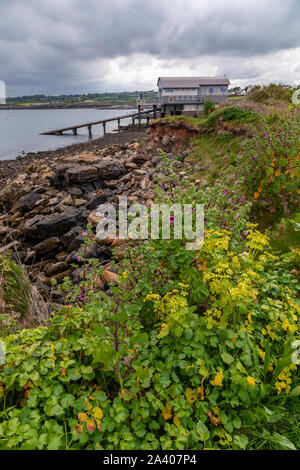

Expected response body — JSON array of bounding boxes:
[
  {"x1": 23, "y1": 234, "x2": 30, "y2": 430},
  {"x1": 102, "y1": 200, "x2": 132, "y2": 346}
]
[
  {"x1": 78, "y1": 412, "x2": 88, "y2": 422},
  {"x1": 258, "y1": 349, "x2": 265, "y2": 362},
  {"x1": 162, "y1": 402, "x2": 173, "y2": 420},
  {"x1": 93, "y1": 407, "x2": 103, "y2": 420},
  {"x1": 246, "y1": 376, "x2": 256, "y2": 387},
  {"x1": 210, "y1": 369, "x2": 223, "y2": 387}
]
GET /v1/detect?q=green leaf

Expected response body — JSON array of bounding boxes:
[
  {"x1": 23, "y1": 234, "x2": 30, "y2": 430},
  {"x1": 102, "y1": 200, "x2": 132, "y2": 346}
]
[
  {"x1": 221, "y1": 351, "x2": 234, "y2": 364},
  {"x1": 131, "y1": 332, "x2": 149, "y2": 345},
  {"x1": 233, "y1": 435, "x2": 248, "y2": 450},
  {"x1": 272, "y1": 432, "x2": 296, "y2": 450},
  {"x1": 47, "y1": 435, "x2": 62, "y2": 450},
  {"x1": 289, "y1": 385, "x2": 300, "y2": 397},
  {"x1": 196, "y1": 420, "x2": 209, "y2": 442},
  {"x1": 173, "y1": 325, "x2": 183, "y2": 338}
]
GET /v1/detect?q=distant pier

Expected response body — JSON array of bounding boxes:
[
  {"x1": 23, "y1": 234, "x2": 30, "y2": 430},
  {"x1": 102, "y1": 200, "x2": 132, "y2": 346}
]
[{"x1": 40, "y1": 104, "x2": 162, "y2": 137}]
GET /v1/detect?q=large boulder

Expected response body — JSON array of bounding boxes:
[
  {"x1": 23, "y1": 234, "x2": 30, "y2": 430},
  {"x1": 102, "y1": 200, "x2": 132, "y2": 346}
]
[
  {"x1": 24, "y1": 208, "x2": 82, "y2": 239},
  {"x1": 14, "y1": 191, "x2": 44, "y2": 213},
  {"x1": 35, "y1": 237, "x2": 60, "y2": 256},
  {"x1": 65, "y1": 165, "x2": 98, "y2": 185}
]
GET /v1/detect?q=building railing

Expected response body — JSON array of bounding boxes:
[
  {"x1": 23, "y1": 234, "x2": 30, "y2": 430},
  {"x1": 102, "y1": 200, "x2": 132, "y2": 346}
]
[{"x1": 160, "y1": 95, "x2": 227, "y2": 104}]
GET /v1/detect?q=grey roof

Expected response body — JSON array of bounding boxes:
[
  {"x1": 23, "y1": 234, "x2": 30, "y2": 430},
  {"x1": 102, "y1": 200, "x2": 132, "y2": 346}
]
[{"x1": 158, "y1": 77, "x2": 230, "y2": 88}]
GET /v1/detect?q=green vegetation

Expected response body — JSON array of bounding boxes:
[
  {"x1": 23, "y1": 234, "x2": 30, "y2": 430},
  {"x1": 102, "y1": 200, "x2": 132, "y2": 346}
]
[
  {"x1": 205, "y1": 106, "x2": 260, "y2": 127},
  {"x1": 0, "y1": 91, "x2": 158, "y2": 108},
  {"x1": 0, "y1": 87, "x2": 299, "y2": 450},
  {"x1": 246, "y1": 84, "x2": 293, "y2": 104},
  {"x1": 187, "y1": 132, "x2": 246, "y2": 183},
  {"x1": 0, "y1": 255, "x2": 32, "y2": 319},
  {"x1": 203, "y1": 100, "x2": 216, "y2": 116}
]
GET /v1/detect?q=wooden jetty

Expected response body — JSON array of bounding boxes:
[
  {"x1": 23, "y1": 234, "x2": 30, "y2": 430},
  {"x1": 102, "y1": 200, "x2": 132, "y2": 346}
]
[{"x1": 40, "y1": 104, "x2": 161, "y2": 137}]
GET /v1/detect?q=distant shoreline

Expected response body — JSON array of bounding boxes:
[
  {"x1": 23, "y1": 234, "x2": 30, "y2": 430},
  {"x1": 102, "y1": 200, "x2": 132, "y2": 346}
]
[{"x1": 0, "y1": 104, "x2": 136, "y2": 111}]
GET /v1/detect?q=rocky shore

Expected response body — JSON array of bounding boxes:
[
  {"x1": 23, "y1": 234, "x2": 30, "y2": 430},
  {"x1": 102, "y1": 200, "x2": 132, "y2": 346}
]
[
  {"x1": 0, "y1": 128, "x2": 147, "y2": 190},
  {"x1": 0, "y1": 123, "x2": 189, "y2": 314}
]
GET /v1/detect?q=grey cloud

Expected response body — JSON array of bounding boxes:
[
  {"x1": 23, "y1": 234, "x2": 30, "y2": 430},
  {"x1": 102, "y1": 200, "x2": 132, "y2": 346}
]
[{"x1": 0, "y1": 0, "x2": 299, "y2": 95}]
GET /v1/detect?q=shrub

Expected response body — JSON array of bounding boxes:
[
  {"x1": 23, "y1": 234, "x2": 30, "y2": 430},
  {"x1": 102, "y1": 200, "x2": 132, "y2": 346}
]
[
  {"x1": 0, "y1": 225, "x2": 299, "y2": 450},
  {"x1": 241, "y1": 112, "x2": 300, "y2": 217},
  {"x1": 246, "y1": 84, "x2": 292, "y2": 104},
  {"x1": 206, "y1": 106, "x2": 259, "y2": 128},
  {"x1": 203, "y1": 100, "x2": 216, "y2": 117}
]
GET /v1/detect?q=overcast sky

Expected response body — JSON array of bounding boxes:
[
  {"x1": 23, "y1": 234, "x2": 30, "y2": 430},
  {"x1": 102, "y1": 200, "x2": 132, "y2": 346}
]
[{"x1": 0, "y1": 0, "x2": 299, "y2": 96}]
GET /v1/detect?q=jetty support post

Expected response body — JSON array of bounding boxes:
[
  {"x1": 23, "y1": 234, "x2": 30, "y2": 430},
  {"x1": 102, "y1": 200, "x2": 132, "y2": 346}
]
[
  {"x1": 88, "y1": 125, "x2": 92, "y2": 139},
  {"x1": 72, "y1": 128, "x2": 78, "y2": 135},
  {"x1": 138, "y1": 104, "x2": 141, "y2": 129},
  {"x1": 118, "y1": 118, "x2": 120, "y2": 133},
  {"x1": 132, "y1": 117, "x2": 135, "y2": 129},
  {"x1": 103, "y1": 122, "x2": 106, "y2": 135},
  {"x1": 146, "y1": 115, "x2": 150, "y2": 126},
  {"x1": 153, "y1": 105, "x2": 157, "y2": 119}
]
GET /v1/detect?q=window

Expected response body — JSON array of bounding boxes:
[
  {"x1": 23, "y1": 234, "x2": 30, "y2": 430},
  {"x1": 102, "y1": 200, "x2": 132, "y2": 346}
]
[
  {"x1": 221, "y1": 87, "x2": 227, "y2": 93},
  {"x1": 209, "y1": 88, "x2": 214, "y2": 94}
]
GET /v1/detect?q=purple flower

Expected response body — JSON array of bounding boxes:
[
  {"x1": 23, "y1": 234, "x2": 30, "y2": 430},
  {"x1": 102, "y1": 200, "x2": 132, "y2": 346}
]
[
  {"x1": 80, "y1": 294, "x2": 86, "y2": 301},
  {"x1": 223, "y1": 190, "x2": 228, "y2": 194}
]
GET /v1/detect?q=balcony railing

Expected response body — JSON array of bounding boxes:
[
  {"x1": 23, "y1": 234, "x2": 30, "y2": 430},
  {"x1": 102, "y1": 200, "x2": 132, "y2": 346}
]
[{"x1": 160, "y1": 95, "x2": 227, "y2": 104}]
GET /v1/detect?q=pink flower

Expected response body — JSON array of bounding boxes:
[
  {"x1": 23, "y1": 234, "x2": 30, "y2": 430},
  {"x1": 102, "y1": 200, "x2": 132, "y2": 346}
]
[
  {"x1": 80, "y1": 294, "x2": 86, "y2": 301},
  {"x1": 82, "y1": 232, "x2": 88, "y2": 236},
  {"x1": 223, "y1": 190, "x2": 228, "y2": 194},
  {"x1": 77, "y1": 256, "x2": 81, "y2": 262},
  {"x1": 170, "y1": 216, "x2": 175, "y2": 223}
]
